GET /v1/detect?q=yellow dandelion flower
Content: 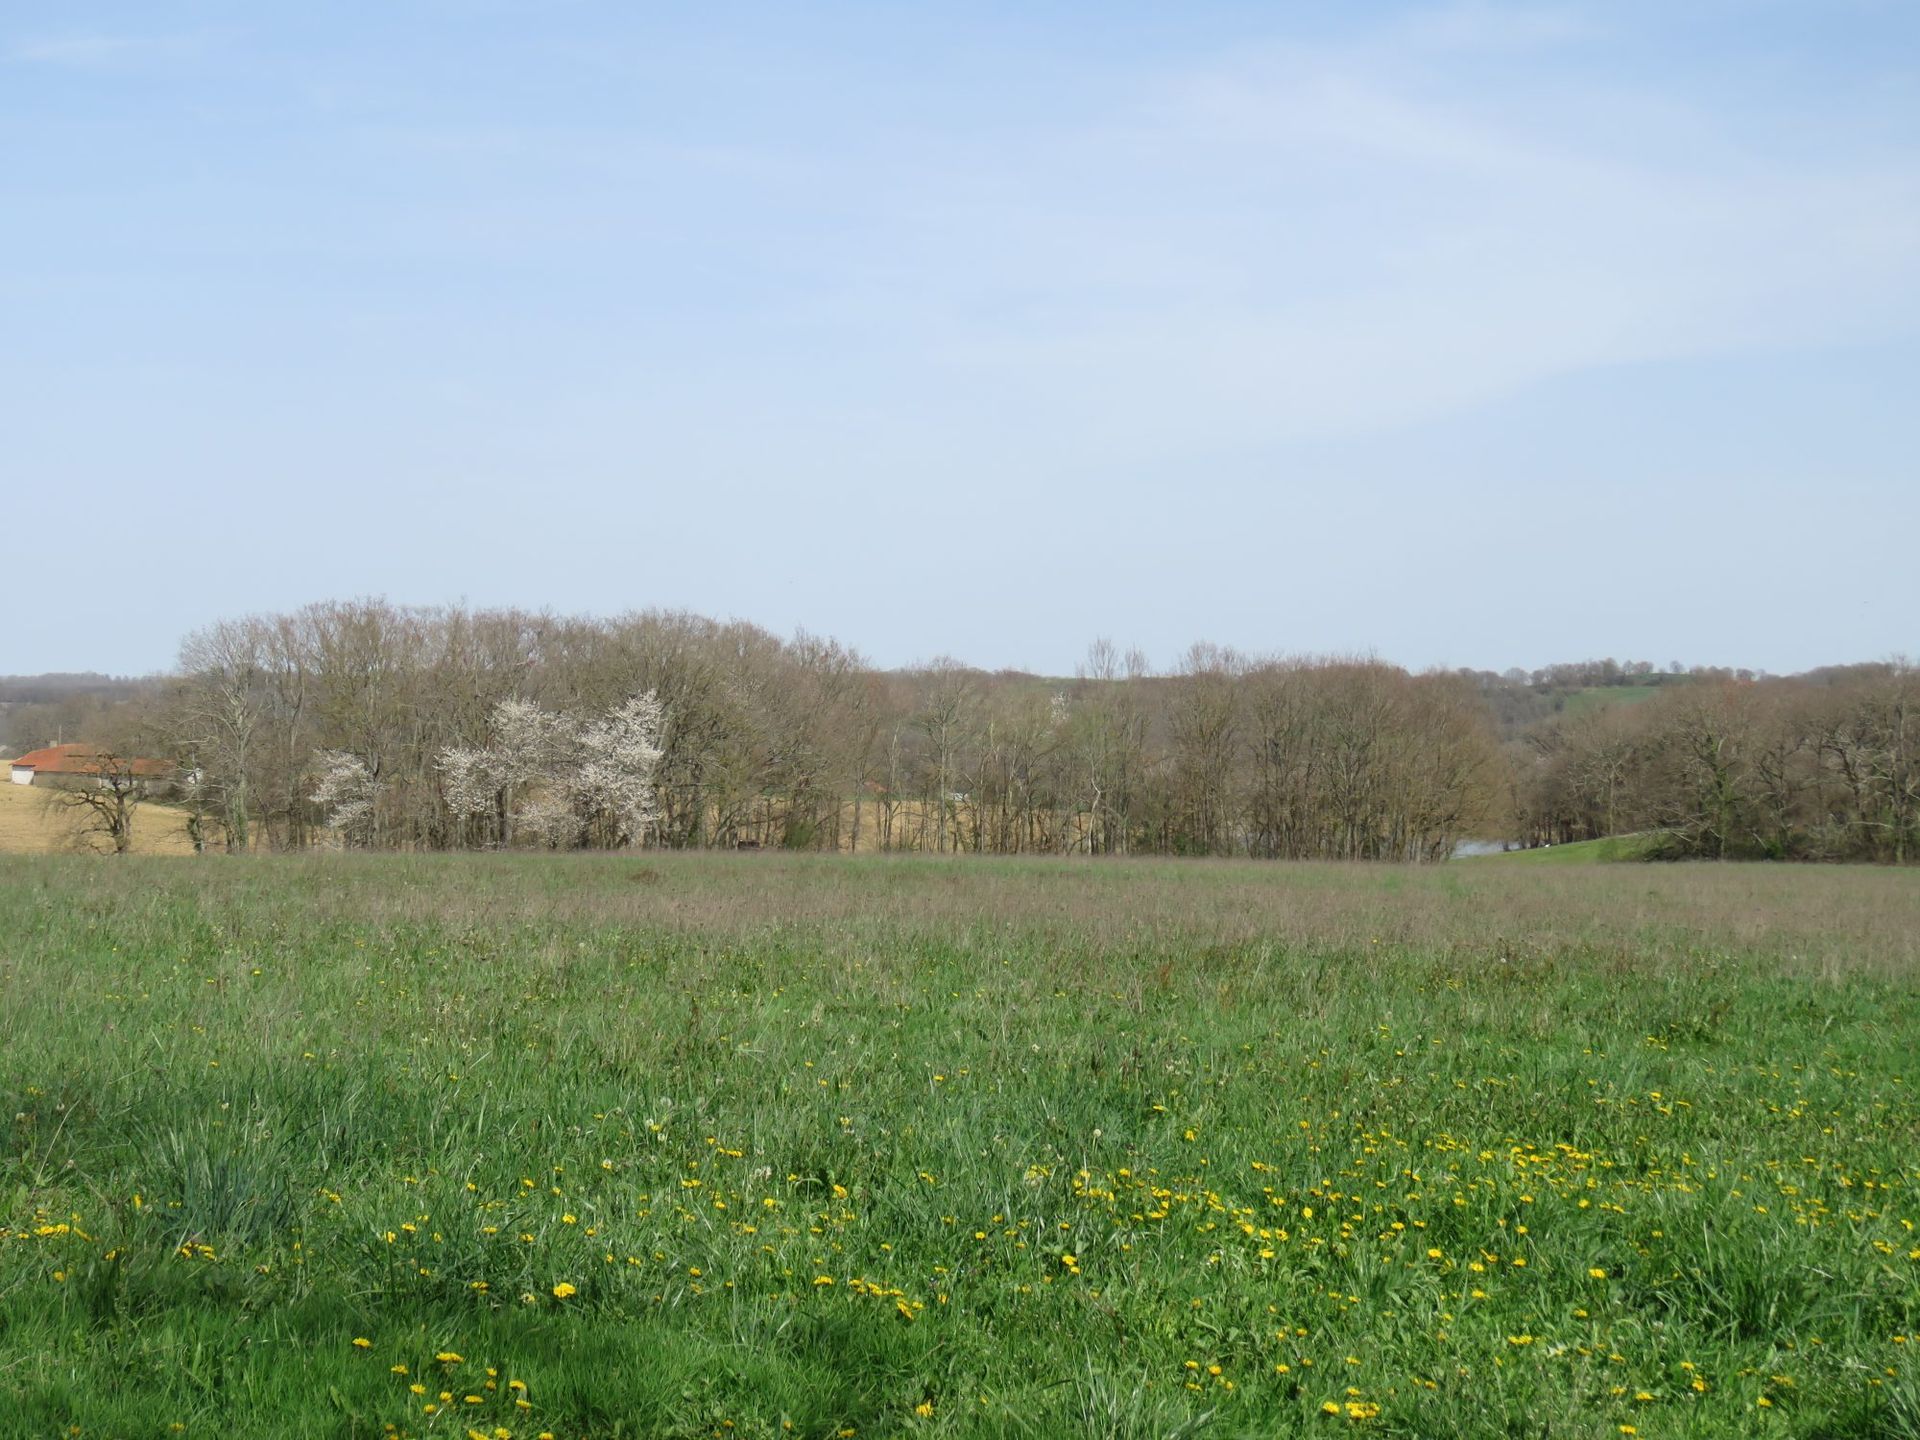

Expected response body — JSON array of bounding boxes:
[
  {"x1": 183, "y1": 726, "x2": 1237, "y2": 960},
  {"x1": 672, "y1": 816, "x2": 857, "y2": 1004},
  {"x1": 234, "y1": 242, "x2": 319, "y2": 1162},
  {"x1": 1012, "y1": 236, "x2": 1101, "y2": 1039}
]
[{"x1": 551, "y1": 1281, "x2": 578, "y2": 1299}]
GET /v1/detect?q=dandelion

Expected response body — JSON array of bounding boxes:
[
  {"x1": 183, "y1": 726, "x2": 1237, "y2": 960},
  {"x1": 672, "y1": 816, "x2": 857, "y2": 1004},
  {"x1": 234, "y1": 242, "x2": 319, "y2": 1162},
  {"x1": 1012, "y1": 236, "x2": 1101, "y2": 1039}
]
[
  {"x1": 551, "y1": 1281, "x2": 578, "y2": 1299},
  {"x1": 352, "y1": 1337, "x2": 372, "y2": 1349}
]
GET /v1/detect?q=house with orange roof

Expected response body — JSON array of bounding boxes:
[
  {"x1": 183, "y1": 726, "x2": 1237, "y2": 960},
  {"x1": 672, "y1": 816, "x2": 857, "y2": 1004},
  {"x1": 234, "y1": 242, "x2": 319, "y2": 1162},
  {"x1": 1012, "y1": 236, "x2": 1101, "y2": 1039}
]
[{"x1": 8, "y1": 744, "x2": 172, "y2": 788}]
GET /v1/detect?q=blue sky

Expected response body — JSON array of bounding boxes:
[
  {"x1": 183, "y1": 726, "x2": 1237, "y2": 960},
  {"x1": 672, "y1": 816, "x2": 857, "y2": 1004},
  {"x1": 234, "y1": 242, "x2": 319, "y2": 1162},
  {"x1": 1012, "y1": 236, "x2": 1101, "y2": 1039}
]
[{"x1": 3, "y1": 1, "x2": 1916, "y2": 677}]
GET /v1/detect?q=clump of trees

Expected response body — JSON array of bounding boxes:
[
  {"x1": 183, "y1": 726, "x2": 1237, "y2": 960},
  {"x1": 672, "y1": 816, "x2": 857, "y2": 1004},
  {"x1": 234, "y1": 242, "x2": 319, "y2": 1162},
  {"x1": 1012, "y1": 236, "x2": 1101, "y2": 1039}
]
[
  {"x1": 1513, "y1": 663, "x2": 1918, "y2": 861},
  {"x1": 0, "y1": 673, "x2": 149, "y2": 756},
  {"x1": 12, "y1": 601, "x2": 1908, "y2": 864},
  {"x1": 123, "y1": 600, "x2": 1503, "y2": 859}
]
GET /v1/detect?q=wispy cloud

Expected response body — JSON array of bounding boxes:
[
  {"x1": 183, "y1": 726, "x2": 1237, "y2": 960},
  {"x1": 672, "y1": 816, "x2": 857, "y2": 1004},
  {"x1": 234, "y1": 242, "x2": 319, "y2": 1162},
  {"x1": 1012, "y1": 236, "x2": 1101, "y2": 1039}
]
[
  {"x1": 309, "y1": 6, "x2": 1917, "y2": 459},
  {"x1": 790, "y1": 10, "x2": 1920, "y2": 456}
]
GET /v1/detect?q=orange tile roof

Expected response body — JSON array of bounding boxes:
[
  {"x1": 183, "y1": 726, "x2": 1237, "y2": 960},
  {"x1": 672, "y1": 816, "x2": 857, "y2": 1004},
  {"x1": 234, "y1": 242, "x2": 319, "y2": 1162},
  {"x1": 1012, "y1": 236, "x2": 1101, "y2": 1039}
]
[{"x1": 9, "y1": 744, "x2": 172, "y2": 778}]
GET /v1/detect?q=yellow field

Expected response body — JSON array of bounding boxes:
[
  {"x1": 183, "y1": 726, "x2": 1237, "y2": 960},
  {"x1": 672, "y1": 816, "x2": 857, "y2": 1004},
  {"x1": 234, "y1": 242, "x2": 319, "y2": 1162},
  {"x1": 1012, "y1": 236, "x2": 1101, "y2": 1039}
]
[{"x1": 0, "y1": 779, "x2": 203, "y2": 855}]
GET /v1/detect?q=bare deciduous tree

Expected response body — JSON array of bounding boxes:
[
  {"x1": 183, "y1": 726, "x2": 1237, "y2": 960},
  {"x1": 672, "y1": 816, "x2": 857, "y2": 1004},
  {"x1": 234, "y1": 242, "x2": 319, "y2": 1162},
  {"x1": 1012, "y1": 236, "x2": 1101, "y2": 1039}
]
[{"x1": 44, "y1": 752, "x2": 151, "y2": 855}]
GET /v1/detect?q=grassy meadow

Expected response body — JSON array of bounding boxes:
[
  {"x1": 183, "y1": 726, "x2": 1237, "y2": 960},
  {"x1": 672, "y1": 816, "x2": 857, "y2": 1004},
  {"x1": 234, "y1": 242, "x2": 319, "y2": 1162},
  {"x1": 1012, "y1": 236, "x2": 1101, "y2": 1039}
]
[
  {"x1": 0, "y1": 780, "x2": 200, "y2": 856},
  {"x1": 1, "y1": 853, "x2": 1916, "y2": 1438}
]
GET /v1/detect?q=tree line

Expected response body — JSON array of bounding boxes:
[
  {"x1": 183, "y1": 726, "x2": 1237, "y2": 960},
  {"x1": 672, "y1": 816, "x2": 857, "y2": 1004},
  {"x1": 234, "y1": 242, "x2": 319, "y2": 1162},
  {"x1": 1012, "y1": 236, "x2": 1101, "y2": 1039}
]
[
  {"x1": 79, "y1": 601, "x2": 1499, "y2": 859},
  {"x1": 1513, "y1": 663, "x2": 1917, "y2": 861},
  {"x1": 6, "y1": 599, "x2": 1911, "y2": 862}
]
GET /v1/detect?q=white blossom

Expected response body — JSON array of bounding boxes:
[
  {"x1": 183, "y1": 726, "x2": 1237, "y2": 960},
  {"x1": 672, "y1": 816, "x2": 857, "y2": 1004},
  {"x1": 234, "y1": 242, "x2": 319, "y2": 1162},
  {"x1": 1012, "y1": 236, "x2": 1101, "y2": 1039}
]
[
  {"x1": 490, "y1": 698, "x2": 575, "y2": 788},
  {"x1": 436, "y1": 744, "x2": 496, "y2": 819},
  {"x1": 574, "y1": 691, "x2": 666, "y2": 845},
  {"x1": 311, "y1": 750, "x2": 379, "y2": 842},
  {"x1": 516, "y1": 791, "x2": 583, "y2": 848},
  {"x1": 433, "y1": 691, "x2": 665, "y2": 849}
]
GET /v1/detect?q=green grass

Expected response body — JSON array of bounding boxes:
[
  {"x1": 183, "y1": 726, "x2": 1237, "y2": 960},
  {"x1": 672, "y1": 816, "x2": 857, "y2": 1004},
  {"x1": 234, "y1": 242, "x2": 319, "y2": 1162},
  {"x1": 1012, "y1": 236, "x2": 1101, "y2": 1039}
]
[{"x1": 0, "y1": 853, "x2": 1915, "y2": 1438}]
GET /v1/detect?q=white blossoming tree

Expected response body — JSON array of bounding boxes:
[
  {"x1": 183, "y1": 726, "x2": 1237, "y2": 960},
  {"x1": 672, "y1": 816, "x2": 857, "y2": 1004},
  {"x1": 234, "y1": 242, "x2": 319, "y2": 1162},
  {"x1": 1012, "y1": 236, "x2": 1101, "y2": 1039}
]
[
  {"x1": 574, "y1": 691, "x2": 666, "y2": 847},
  {"x1": 437, "y1": 698, "x2": 576, "y2": 845},
  {"x1": 310, "y1": 750, "x2": 380, "y2": 847},
  {"x1": 436, "y1": 692, "x2": 665, "y2": 849}
]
